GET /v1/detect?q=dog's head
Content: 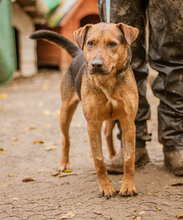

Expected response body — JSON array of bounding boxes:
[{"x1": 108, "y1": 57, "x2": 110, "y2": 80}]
[{"x1": 74, "y1": 22, "x2": 139, "y2": 75}]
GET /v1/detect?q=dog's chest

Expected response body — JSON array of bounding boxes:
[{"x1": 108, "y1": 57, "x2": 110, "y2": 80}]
[
  {"x1": 92, "y1": 76, "x2": 119, "y2": 108},
  {"x1": 100, "y1": 86, "x2": 118, "y2": 107}
]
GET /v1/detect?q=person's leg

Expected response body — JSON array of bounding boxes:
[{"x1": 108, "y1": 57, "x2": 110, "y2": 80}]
[
  {"x1": 97, "y1": 0, "x2": 150, "y2": 173},
  {"x1": 148, "y1": 0, "x2": 183, "y2": 175}
]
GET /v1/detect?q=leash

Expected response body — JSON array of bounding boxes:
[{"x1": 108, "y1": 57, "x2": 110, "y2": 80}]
[{"x1": 106, "y1": 0, "x2": 110, "y2": 23}]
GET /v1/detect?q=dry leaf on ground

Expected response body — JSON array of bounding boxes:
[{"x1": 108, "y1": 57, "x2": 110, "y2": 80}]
[
  {"x1": 177, "y1": 214, "x2": 183, "y2": 219},
  {"x1": 155, "y1": 206, "x2": 162, "y2": 211},
  {"x1": 52, "y1": 170, "x2": 72, "y2": 177},
  {"x1": 22, "y1": 177, "x2": 35, "y2": 182},
  {"x1": 0, "y1": 93, "x2": 7, "y2": 99},
  {"x1": 60, "y1": 210, "x2": 76, "y2": 219},
  {"x1": 171, "y1": 183, "x2": 183, "y2": 186},
  {"x1": 33, "y1": 140, "x2": 45, "y2": 144},
  {"x1": 28, "y1": 126, "x2": 36, "y2": 130},
  {"x1": 8, "y1": 174, "x2": 15, "y2": 177},
  {"x1": 52, "y1": 172, "x2": 60, "y2": 176},
  {"x1": 58, "y1": 172, "x2": 78, "y2": 178},
  {"x1": 0, "y1": 148, "x2": 6, "y2": 154},
  {"x1": 45, "y1": 146, "x2": 58, "y2": 151},
  {"x1": 64, "y1": 169, "x2": 72, "y2": 173}
]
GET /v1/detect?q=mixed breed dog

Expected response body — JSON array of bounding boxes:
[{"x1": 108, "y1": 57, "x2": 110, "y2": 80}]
[{"x1": 30, "y1": 22, "x2": 139, "y2": 197}]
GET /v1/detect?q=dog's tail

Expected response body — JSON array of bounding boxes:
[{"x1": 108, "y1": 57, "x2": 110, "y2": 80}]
[{"x1": 29, "y1": 30, "x2": 81, "y2": 58}]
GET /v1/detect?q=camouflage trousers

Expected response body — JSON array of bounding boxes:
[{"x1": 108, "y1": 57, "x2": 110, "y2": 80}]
[{"x1": 97, "y1": 0, "x2": 183, "y2": 151}]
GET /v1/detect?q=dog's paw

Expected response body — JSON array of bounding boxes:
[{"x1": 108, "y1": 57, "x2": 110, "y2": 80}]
[
  {"x1": 57, "y1": 161, "x2": 70, "y2": 172},
  {"x1": 119, "y1": 182, "x2": 137, "y2": 197},
  {"x1": 99, "y1": 184, "x2": 116, "y2": 198}
]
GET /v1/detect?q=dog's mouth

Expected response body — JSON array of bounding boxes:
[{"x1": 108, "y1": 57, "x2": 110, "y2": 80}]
[{"x1": 90, "y1": 66, "x2": 114, "y2": 75}]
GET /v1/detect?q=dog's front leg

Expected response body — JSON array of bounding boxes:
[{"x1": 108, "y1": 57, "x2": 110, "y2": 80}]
[
  {"x1": 87, "y1": 121, "x2": 116, "y2": 197},
  {"x1": 119, "y1": 119, "x2": 137, "y2": 196}
]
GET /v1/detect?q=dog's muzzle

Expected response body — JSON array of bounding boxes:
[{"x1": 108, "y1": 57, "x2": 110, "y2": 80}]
[{"x1": 90, "y1": 58, "x2": 111, "y2": 75}]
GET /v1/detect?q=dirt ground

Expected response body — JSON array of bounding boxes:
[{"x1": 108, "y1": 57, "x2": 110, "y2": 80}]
[{"x1": 0, "y1": 70, "x2": 183, "y2": 220}]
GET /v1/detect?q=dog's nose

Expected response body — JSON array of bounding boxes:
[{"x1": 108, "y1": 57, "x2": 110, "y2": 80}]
[{"x1": 92, "y1": 59, "x2": 103, "y2": 68}]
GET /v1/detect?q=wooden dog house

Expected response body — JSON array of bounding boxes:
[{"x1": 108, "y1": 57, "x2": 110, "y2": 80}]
[{"x1": 36, "y1": 0, "x2": 100, "y2": 69}]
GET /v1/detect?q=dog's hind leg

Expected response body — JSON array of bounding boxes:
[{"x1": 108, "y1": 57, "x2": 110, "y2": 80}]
[
  {"x1": 58, "y1": 94, "x2": 79, "y2": 171},
  {"x1": 58, "y1": 74, "x2": 80, "y2": 171},
  {"x1": 104, "y1": 120, "x2": 116, "y2": 159}
]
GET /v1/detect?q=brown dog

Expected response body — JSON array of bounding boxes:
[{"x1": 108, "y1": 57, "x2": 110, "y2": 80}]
[{"x1": 30, "y1": 22, "x2": 139, "y2": 197}]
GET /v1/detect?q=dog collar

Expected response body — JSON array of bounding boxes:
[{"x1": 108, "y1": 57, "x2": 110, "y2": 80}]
[{"x1": 116, "y1": 47, "x2": 132, "y2": 76}]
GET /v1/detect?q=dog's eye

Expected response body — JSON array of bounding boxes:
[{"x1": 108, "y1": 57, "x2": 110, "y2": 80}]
[
  {"x1": 107, "y1": 42, "x2": 117, "y2": 48},
  {"x1": 87, "y1": 41, "x2": 94, "y2": 47}
]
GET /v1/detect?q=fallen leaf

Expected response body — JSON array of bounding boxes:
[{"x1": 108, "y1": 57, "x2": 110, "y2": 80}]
[
  {"x1": 28, "y1": 126, "x2": 36, "y2": 130},
  {"x1": 22, "y1": 177, "x2": 35, "y2": 182},
  {"x1": 52, "y1": 170, "x2": 72, "y2": 176},
  {"x1": 8, "y1": 174, "x2": 15, "y2": 177},
  {"x1": 60, "y1": 210, "x2": 76, "y2": 219},
  {"x1": 33, "y1": 140, "x2": 45, "y2": 144},
  {"x1": 139, "y1": 211, "x2": 146, "y2": 215},
  {"x1": 45, "y1": 145, "x2": 58, "y2": 151},
  {"x1": 0, "y1": 107, "x2": 4, "y2": 111},
  {"x1": 0, "y1": 93, "x2": 7, "y2": 99},
  {"x1": 132, "y1": 216, "x2": 137, "y2": 219},
  {"x1": 93, "y1": 211, "x2": 102, "y2": 216},
  {"x1": 12, "y1": 198, "x2": 19, "y2": 201},
  {"x1": 52, "y1": 171, "x2": 60, "y2": 176},
  {"x1": 177, "y1": 214, "x2": 183, "y2": 219},
  {"x1": 64, "y1": 169, "x2": 72, "y2": 173},
  {"x1": 155, "y1": 206, "x2": 162, "y2": 211},
  {"x1": 58, "y1": 172, "x2": 78, "y2": 178},
  {"x1": 0, "y1": 148, "x2": 6, "y2": 154},
  {"x1": 171, "y1": 183, "x2": 183, "y2": 187}
]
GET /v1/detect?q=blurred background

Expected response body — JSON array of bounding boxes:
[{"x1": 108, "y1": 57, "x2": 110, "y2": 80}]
[{"x1": 0, "y1": 0, "x2": 99, "y2": 85}]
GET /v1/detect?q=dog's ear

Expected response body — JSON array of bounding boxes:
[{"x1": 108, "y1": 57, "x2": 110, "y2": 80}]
[
  {"x1": 116, "y1": 23, "x2": 139, "y2": 45},
  {"x1": 73, "y1": 24, "x2": 92, "y2": 50}
]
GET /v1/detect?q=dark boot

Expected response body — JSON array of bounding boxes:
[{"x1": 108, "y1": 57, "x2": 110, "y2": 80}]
[
  {"x1": 105, "y1": 147, "x2": 150, "y2": 174},
  {"x1": 164, "y1": 149, "x2": 183, "y2": 176}
]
